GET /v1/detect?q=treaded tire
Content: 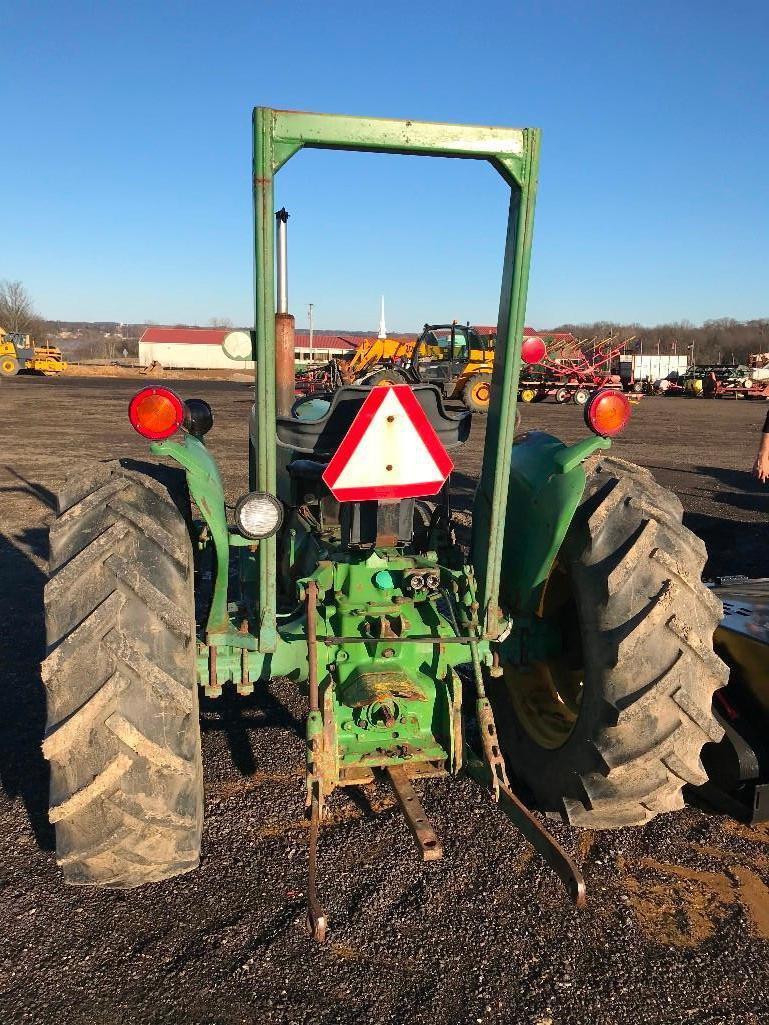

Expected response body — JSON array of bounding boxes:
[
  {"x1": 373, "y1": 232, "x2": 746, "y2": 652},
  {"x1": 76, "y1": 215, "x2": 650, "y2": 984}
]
[
  {"x1": 462, "y1": 373, "x2": 491, "y2": 414},
  {"x1": 0, "y1": 355, "x2": 20, "y2": 377},
  {"x1": 357, "y1": 367, "x2": 408, "y2": 386},
  {"x1": 42, "y1": 460, "x2": 203, "y2": 886},
  {"x1": 497, "y1": 455, "x2": 728, "y2": 828}
]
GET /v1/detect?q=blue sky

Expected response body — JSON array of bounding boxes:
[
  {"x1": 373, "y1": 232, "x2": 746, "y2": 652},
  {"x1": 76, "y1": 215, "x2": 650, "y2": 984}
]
[{"x1": 2, "y1": 1, "x2": 767, "y2": 331}]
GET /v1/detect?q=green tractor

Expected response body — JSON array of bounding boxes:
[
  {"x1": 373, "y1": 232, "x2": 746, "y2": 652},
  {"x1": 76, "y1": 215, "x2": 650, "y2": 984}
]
[{"x1": 42, "y1": 110, "x2": 726, "y2": 938}]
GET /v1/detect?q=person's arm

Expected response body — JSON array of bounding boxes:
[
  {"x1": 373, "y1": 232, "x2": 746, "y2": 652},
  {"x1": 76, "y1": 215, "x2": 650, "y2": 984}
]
[{"x1": 753, "y1": 410, "x2": 769, "y2": 482}]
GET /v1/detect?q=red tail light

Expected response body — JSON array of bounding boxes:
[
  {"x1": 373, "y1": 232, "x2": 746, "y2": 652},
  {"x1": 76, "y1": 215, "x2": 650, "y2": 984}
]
[
  {"x1": 128, "y1": 387, "x2": 185, "y2": 440},
  {"x1": 585, "y1": 389, "x2": 632, "y2": 437}
]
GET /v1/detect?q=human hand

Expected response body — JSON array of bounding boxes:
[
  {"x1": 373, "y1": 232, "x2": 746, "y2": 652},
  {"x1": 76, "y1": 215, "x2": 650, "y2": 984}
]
[{"x1": 753, "y1": 446, "x2": 769, "y2": 483}]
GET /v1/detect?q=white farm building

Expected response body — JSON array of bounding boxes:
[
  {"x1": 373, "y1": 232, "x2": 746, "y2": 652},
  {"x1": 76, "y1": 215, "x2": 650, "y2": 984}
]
[{"x1": 138, "y1": 327, "x2": 361, "y2": 370}]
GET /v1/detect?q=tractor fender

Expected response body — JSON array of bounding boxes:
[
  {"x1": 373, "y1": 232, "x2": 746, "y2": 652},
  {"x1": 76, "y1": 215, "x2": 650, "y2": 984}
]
[
  {"x1": 473, "y1": 430, "x2": 610, "y2": 616},
  {"x1": 152, "y1": 434, "x2": 231, "y2": 633}
]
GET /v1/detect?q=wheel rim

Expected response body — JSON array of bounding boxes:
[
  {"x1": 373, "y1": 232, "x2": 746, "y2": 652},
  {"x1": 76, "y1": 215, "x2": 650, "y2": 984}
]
[
  {"x1": 503, "y1": 562, "x2": 584, "y2": 749},
  {"x1": 1, "y1": 359, "x2": 16, "y2": 374},
  {"x1": 505, "y1": 660, "x2": 582, "y2": 749},
  {"x1": 521, "y1": 389, "x2": 536, "y2": 403},
  {"x1": 472, "y1": 380, "x2": 490, "y2": 405}
]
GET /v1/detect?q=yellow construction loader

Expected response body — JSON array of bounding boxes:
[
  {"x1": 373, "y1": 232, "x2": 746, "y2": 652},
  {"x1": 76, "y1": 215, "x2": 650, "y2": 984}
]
[
  {"x1": 346, "y1": 323, "x2": 495, "y2": 412},
  {"x1": 0, "y1": 327, "x2": 67, "y2": 377}
]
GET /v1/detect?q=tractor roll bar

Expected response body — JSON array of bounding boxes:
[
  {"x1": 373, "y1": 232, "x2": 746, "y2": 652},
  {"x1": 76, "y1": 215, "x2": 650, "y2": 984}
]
[{"x1": 252, "y1": 107, "x2": 541, "y2": 650}]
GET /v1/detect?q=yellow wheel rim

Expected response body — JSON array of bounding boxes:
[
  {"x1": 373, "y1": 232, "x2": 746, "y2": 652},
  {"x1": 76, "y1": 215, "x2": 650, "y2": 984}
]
[
  {"x1": 504, "y1": 660, "x2": 582, "y2": 749},
  {"x1": 521, "y1": 388, "x2": 536, "y2": 403},
  {"x1": 1, "y1": 359, "x2": 15, "y2": 374},
  {"x1": 471, "y1": 380, "x2": 490, "y2": 405},
  {"x1": 503, "y1": 559, "x2": 584, "y2": 749}
]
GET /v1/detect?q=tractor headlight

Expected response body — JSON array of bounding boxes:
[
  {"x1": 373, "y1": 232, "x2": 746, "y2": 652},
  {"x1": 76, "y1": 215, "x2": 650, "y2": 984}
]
[{"x1": 234, "y1": 492, "x2": 284, "y2": 539}]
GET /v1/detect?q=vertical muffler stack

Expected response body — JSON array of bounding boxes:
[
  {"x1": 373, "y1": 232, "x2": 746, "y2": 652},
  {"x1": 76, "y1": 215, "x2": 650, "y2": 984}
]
[{"x1": 275, "y1": 208, "x2": 295, "y2": 417}]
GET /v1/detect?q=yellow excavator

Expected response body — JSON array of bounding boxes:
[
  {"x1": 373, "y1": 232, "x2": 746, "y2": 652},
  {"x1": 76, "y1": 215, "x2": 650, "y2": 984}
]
[{"x1": 0, "y1": 327, "x2": 67, "y2": 377}]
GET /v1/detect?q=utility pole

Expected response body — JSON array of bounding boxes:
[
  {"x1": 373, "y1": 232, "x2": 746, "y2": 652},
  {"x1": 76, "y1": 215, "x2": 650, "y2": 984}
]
[{"x1": 308, "y1": 303, "x2": 314, "y2": 363}]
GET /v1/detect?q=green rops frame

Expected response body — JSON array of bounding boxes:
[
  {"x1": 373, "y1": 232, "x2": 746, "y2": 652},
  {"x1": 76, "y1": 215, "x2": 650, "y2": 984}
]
[{"x1": 251, "y1": 107, "x2": 541, "y2": 651}]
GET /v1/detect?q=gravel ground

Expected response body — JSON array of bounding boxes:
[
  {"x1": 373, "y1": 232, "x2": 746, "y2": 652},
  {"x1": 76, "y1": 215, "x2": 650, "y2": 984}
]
[{"x1": 3, "y1": 377, "x2": 769, "y2": 1025}]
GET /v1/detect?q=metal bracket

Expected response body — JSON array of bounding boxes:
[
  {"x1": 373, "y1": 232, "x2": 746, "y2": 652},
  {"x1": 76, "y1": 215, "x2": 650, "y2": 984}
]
[{"x1": 386, "y1": 765, "x2": 443, "y2": 861}]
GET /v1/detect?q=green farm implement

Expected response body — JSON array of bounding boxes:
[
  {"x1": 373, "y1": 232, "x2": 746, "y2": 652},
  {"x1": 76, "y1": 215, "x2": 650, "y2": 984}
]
[{"x1": 42, "y1": 110, "x2": 728, "y2": 937}]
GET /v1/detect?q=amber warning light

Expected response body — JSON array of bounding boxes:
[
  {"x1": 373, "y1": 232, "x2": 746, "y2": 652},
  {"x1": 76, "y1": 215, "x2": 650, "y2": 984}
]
[
  {"x1": 585, "y1": 389, "x2": 632, "y2": 438},
  {"x1": 128, "y1": 387, "x2": 185, "y2": 440}
]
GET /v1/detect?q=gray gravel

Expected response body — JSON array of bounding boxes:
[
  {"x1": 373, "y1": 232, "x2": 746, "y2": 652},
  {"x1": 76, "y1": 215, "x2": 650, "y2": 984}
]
[{"x1": 2, "y1": 377, "x2": 769, "y2": 1025}]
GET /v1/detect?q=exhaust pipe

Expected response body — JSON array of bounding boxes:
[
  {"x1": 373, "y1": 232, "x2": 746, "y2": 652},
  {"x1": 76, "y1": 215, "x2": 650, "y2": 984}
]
[{"x1": 275, "y1": 208, "x2": 295, "y2": 417}]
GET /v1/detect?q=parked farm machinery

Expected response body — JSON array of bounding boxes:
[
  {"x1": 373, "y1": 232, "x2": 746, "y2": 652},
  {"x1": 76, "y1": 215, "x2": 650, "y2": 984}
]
[
  {"x1": 298, "y1": 323, "x2": 498, "y2": 413},
  {"x1": 518, "y1": 335, "x2": 628, "y2": 404},
  {"x1": 43, "y1": 110, "x2": 740, "y2": 939},
  {"x1": 654, "y1": 364, "x2": 768, "y2": 400}
]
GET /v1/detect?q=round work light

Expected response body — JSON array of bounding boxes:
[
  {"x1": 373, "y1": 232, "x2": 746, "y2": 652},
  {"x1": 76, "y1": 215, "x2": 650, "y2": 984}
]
[{"x1": 234, "y1": 492, "x2": 284, "y2": 540}]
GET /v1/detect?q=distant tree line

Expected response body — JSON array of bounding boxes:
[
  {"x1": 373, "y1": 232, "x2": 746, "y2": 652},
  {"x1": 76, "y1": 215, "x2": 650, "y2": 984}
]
[{"x1": 552, "y1": 318, "x2": 769, "y2": 366}]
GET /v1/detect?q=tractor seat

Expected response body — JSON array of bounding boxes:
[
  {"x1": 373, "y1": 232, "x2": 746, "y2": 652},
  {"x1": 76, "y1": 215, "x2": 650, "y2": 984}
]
[{"x1": 270, "y1": 384, "x2": 470, "y2": 458}]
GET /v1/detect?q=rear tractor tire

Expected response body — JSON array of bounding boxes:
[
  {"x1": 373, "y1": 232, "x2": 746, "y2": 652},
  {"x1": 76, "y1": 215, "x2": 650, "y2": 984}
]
[
  {"x1": 462, "y1": 373, "x2": 491, "y2": 414},
  {"x1": 496, "y1": 455, "x2": 728, "y2": 828},
  {"x1": 42, "y1": 460, "x2": 203, "y2": 886}
]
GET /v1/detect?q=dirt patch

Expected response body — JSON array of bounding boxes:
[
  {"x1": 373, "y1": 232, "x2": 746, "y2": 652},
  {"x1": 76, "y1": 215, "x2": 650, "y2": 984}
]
[
  {"x1": 617, "y1": 854, "x2": 735, "y2": 946},
  {"x1": 617, "y1": 854, "x2": 769, "y2": 945},
  {"x1": 210, "y1": 768, "x2": 304, "y2": 800},
  {"x1": 723, "y1": 819, "x2": 769, "y2": 844},
  {"x1": 257, "y1": 796, "x2": 399, "y2": 839},
  {"x1": 62, "y1": 363, "x2": 254, "y2": 382},
  {"x1": 732, "y1": 867, "x2": 769, "y2": 938},
  {"x1": 577, "y1": 830, "x2": 596, "y2": 861}
]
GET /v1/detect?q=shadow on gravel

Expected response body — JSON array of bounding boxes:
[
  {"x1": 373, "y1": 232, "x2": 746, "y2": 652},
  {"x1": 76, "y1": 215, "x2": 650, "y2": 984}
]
[
  {"x1": 0, "y1": 529, "x2": 55, "y2": 850},
  {"x1": 684, "y1": 509, "x2": 769, "y2": 579},
  {"x1": 693, "y1": 464, "x2": 769, "y2": 494},
  {"x1": 200, "y1": 686, "x2": 303, "y2": 776}
]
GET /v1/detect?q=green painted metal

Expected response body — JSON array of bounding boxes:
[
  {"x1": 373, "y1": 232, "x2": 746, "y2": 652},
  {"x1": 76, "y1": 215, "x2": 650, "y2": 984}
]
[
  {"x1": 267, "y1": 110, "x2": 528, "y2": 185},
  {"x1": 196, "y1": 619, "x2": 310, "y2": 692},
  {"x1": 152, "y1": 434, "x2": 231, "y2": 633},
  {"x1": 253, "y1": 107, "x2": 279, "y2": 652},
  {"x1": 298, "y1": 550, "x2": 483, "y2": 787},
  {"x1": 476, "y1": 431, "x2": 611, "y2": 617},
  {"x1": 474, "y1": 131, "x2": 541, "y2": 635},
  {"x1": 252, "y1": 107, "x2": 541, "y2": 652}
]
